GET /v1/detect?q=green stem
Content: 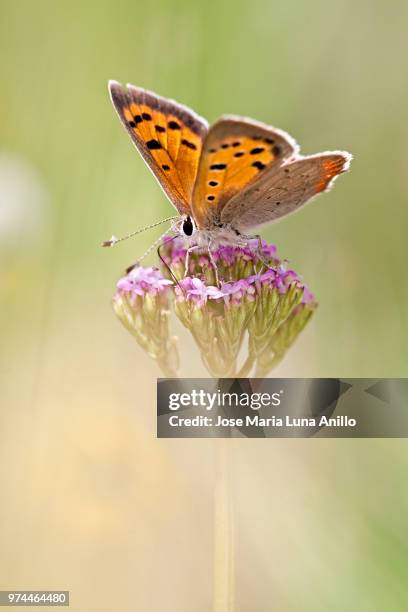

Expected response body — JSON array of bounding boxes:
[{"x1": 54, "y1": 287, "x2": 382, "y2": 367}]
[{"x1": 213, "y1": 438, "x2": 234, "y2": 612}]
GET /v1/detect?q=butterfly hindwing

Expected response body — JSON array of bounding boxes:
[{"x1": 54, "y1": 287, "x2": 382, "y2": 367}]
[
  {"x1": 109, "y1": 81, "x2": 208, "y2": 215},
  {"x1": 191, "y1": 116, "x2": 299, "y2": 229},
  {"x1": 220, "y1": 152, "x2": 352, "y2": 232}
]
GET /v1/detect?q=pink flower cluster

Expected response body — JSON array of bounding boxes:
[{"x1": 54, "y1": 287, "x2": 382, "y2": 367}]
[
  {"x1": 116, "y1": 266, "x2": 172, "y2": 296},
  {"x1": 115, "y1": 238, "x2": 315, "y2": 307},
  {"x1": 162, "y1": 237, "x2": 278, "y2": 268},
  {"x1": 175, "y1": 267, "x2": 311, "y2": 307}
]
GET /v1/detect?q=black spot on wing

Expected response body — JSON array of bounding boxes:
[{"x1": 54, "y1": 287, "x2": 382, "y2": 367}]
[
  {"x1": 181, "y1": 139, "x2": 197, "y2": 150},
  {"x1": 252, "y1": 161, "x2": 266, "y2": 170},
  {"x1": 162, "y1": 164, "x2": 170, "y2": 171},
  {"x1": 210, "y1": 163, "x2": 227, "y2": 170},
  {"x1": 146, "y1": 139, "x2": 162, "y2": 150},
  {"x1": 208, "y1": 180, "x2": 218, "y2": 186},
  {"x1": 142, "y1": 112, "x2": 152, "y2": 120},
  {"x1": 168, "y1": 120, "x2": 181, "y2": 130},
  {"x1": 250, "y1": 147, "x2": 265, "y2": 155},
  {"x1": 155, "y1": 125, "x2": 166, "y2": 133},
  {"x1": 234, "y1": 152, "x2": 244, "y2": 158}
]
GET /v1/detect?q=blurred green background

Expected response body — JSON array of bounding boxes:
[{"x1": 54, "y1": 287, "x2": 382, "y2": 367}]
[{"x1": 1, "y1": 0, "x2": 408, "y2": 610}]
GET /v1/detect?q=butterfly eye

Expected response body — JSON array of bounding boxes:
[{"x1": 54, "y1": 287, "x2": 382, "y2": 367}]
[{"x1": 182, "y1": 216, "x2": 195, "y2": 236}]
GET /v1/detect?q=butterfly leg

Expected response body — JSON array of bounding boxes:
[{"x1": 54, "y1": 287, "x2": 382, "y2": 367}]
[
  {"x1": 184, "y1": 244, "x2": 200, "y2": 277},
  {"x1": 238, "y1": 232, "x2": 273, "y2": 271},
  {"x1": 207, "y1": 238, "x2": 220, "y2": 287}
]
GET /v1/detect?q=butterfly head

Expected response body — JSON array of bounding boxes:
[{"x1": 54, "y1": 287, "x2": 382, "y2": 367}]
[{"x1": 182, "y1": 215, "x2": 195, "y2": 237}]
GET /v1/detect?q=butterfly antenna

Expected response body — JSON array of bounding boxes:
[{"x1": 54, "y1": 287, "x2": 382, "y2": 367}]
[
  {"x1": 125, "y1": 229, "x2": 176, "y2": 274},
  {"x1": 157, "y1": 235, "x2": 182, "y2": 288},
  {"x1": 102, "y1": 216, "x2": 178, "y2": 247}
]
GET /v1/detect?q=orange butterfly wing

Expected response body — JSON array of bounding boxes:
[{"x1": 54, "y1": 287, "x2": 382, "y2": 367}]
[
  {"x1": 191, "y1": 116, "x2": 299, "y2": 229},
  {"x1": 109, "y1": 81, "x2": 208, "y2": 215}
]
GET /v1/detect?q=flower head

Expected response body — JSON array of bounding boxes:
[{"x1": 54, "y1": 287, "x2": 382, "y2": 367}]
[
  {"x1": 113, "y1": 237, "x2": 317, "y2": 377},
  {"x1": 113, "y1": 266, "x2": 178, "y2": 376},
  {"x1": 116, "y1": 266, "x2": 172, "y2": 295},
  {"x1": 175, "y1": 277, "x2": 223, "y2": 306}
]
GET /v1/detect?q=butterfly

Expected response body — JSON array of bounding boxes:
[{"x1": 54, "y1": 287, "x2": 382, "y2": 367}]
[{"x1": 108, "y1": 80, "x2": 352, "y2": 249}]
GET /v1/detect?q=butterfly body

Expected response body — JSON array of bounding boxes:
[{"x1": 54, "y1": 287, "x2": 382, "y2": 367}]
[{"x1": 109, "y1": 81, "x2": 352, "y2": 244}]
